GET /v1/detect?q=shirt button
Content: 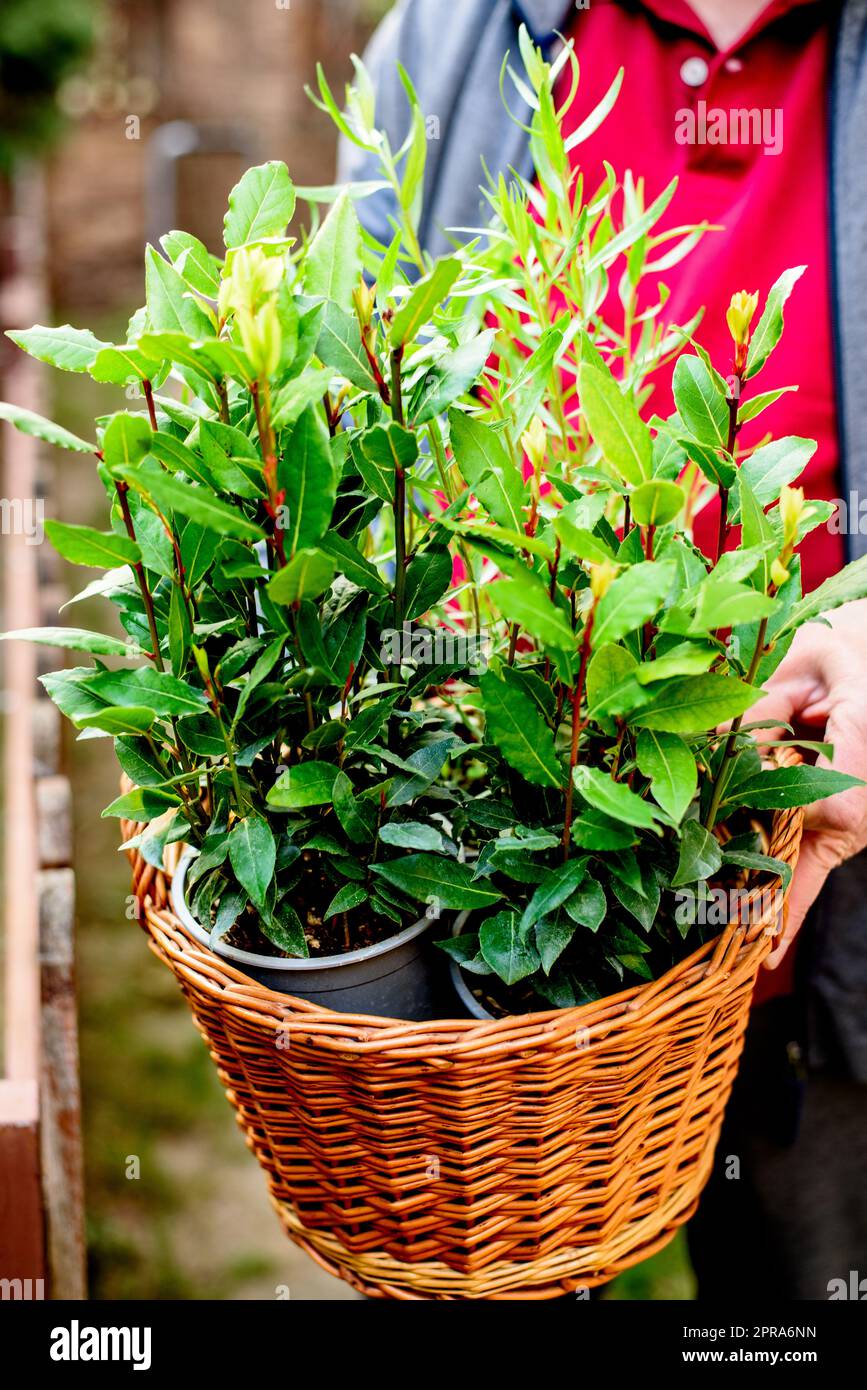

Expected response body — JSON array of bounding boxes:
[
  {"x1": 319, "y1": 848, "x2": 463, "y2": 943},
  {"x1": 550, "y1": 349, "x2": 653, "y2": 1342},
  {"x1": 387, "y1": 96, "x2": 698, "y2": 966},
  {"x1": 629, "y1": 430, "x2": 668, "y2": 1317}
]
[
  {"x1": 724, "y1": 57, "x2": 744, "y2": 73},
  {"x1": 680, "y1": 55, "x2": 709, "y2": 87}
]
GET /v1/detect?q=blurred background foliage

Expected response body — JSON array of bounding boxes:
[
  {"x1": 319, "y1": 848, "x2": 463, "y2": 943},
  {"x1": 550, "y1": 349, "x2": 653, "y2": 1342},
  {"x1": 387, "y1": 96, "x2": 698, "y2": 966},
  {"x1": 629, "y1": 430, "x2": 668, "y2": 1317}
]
[
  {"x1": 1, "y1": 0, "x2": 693, "y2": 1301},
  {"x1": 0, "y1": 0, "x2": 99, "y2": 176}
]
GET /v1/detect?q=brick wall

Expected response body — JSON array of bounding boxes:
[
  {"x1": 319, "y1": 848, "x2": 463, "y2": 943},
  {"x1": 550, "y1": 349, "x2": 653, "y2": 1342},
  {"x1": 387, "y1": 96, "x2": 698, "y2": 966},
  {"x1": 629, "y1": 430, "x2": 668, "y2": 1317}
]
[{"x1": 44, "y1": 0, "x2": 388, "y2": 313}]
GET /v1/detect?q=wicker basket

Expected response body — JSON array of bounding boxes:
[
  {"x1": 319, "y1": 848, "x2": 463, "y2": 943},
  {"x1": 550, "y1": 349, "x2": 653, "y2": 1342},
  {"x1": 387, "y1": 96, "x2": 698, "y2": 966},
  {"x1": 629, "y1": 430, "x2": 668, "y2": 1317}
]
[{"x1": 121, "y1": 790, "x2": 802, "y2": 1300}]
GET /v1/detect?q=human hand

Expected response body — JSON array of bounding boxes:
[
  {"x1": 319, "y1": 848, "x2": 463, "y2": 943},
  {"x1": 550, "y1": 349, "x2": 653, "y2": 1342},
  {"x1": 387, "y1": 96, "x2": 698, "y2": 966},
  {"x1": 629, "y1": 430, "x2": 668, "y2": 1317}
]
[{"x1": 745, "y1": 599, "x2": 867, "y2": 967}]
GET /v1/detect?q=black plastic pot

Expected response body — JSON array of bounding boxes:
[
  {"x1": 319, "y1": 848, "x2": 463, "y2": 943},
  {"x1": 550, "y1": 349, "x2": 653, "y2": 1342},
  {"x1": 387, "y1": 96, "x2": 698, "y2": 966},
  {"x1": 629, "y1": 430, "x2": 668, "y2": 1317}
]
[
  {"x1": 448, "y1": 925, "x2": 495, "y2": 1020},
  {"x1": 171, "y1": 848, "x2": 452, "y2": 1021}
]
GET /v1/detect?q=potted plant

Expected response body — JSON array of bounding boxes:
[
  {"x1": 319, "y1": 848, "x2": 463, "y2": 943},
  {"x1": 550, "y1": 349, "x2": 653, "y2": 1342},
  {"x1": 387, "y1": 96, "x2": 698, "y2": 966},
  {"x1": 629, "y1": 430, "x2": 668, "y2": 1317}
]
[
  {"x1": 0, "y1": 79, "x2": 505, "y2": 1019},
  {"x1": 2, "y1": 28, "x2": 866, "y2": 1298}
]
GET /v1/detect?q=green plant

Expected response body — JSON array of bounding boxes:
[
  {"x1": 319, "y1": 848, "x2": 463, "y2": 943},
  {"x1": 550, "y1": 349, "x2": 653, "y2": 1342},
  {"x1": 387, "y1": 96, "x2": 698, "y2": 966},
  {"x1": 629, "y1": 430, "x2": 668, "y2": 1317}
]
[
  {"x1": 2, "y1": 28, "x2": 864, "y2": 998},
  {"x1": 0, "y1": 66, "x2": 501, "y2": 957},
  {"x1": 419, "y1": 33, "x2": 867, "y2": 1009}
]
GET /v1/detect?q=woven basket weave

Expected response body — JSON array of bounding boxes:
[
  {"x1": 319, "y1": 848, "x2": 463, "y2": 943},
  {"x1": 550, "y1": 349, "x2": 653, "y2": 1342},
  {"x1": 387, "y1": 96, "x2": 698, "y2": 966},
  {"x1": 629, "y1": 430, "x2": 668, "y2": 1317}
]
[{"x1": 121, "y1": 782, "x2": 802, "y2": 1300}]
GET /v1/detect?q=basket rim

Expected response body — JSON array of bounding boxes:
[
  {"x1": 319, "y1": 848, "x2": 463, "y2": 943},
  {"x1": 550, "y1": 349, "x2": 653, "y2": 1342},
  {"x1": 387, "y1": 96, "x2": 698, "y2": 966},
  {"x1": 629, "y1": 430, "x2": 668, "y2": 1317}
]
[{"x1": 126, "y1": 756, "x2": 804, "y2": 1052}]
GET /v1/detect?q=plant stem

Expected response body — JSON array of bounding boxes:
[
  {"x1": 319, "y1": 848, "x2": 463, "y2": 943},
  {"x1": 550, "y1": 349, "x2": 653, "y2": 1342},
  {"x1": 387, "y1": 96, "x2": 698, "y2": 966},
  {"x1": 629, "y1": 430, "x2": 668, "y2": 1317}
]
[
  {"x1": 704, "y1": 614, "x2": 769, "y2": 830},
  {"x1": 714, "y1": 387, "x2": 741, "y2": 566},
  {"x1": 391, "y1": 348, "x2": 407, "y2": 632},
  {"x1": 142, "y1": 379, "x2": 159, "y2": 431},
  {"x1": 114, "y1": 480, "x2": 163, "y2": 670},
  {"x1": 562, "y1": 608, "x2": 595, "y2": 857},
  {"x1": 251, "y1": 380, "x2": 286, "y2": 567}
]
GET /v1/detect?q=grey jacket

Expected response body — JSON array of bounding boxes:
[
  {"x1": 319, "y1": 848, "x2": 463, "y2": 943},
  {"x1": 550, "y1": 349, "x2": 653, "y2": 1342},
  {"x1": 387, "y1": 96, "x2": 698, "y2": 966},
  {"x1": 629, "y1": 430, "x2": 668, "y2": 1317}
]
[{"x1": 340, "y1": 0, "x2": 867, "y2": 1080}]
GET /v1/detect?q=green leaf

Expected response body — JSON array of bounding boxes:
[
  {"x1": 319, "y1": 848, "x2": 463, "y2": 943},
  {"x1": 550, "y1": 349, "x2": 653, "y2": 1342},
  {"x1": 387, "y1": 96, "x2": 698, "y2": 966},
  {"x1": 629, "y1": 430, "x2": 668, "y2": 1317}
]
[
  {"x1": 45, "y1": 519, "x2": 140, "y2": 568},
  {"x1": 746, "y1": 266, "x2": 806, "y2": 379},
  {"x1": 672, "y1": 819, "x2": 723, "y2": 887},
  {"x1": 113, "y1": 736, "x2": 167, "y2": 788},
  {"x1": 723, "y1": 764, "x2": 864, "y2": 810},
  {"x1": 673, "y1": 354, "x2": 729, "y2": 448},
  {"x1": 81, "y1": 666, "x2": 208, "y2": 718},
  {"x1": 690, "y1": 578, "x2": 776, "y2": 632},
  {"x1": 102, "y1": 787, "x2": 181, "y2": 819},
  {"x1": 267, "y1": 548, "x2": 335, "y2": 605},
  {"x1": 592, "y1": 560, "x2": 675, "y2": 647},
  {"x1": 102, "y1": 412, "x2": 152, "y2": 470},
  {"x1": 448, "y1": 409, "x2": 525, "y2": 532},
  {"x1": 319, "y1": 533, "x2": 387, "y2": 595},
  {"x1": 479, "y1": 910, "x2": 540, "y2": 985},
  {"x1": 315, "y1": 301, "x2": 377, "y2": 391},
  {"x1": 404, "y1": 545, "x2": 452, "y2": 621},
  {"x1": 145, "y1": 246, "x2": 213, "y2": 340},
  {"x1": 0, "y1": 401, "x2": 94, "y2": 453},
  {"x1": 267, "y1": 761, "x2": 338, "y2": 809},
  {"x1": 629, "y1": 480, "x2": 685, "y2": 527},
  {"x1": 778, "y1": 554, "x2": 867, "y2": 636},
  {"x1": 390, "y1": 257, "x2": 462, "y2": 347},
  {"x1": 7, "y1": 323, "x2": 108, "y2": 373},
  {"x1": 90, "y1": 344, "x2": 165, "y2": 386},
  {"x1": 148, "y1": 431, "x2": 214, "y2": 488},
  {"x1": 722, "y1": 849, "x2": 793, "y2": 894},
  {"x1": 553, "y1": 514, "x2": 614, "y2": 565},
  {"x1": 137, "y1": 331, "x2": 220, "y2": 384},
  {"x1": 586, "y1": 643, "x2": 640, "y2": 716},
  {"x1": 378, "y1": 822, "x2": 450, "y2": 853},
  {"x1": 636, "y1": 730, "x2": 697, "y2": 824},
  {"x1": 631, "y1": 674, "x2": 762, "y2": 734},
  {"x1": 161, "y1": 230, "x2": 222, "y2": 297},
  {"x1": 735, "y1": 436, "x2": 816, "y2": 512},
  {"x1": 520, "y1": 860, "x2": 587, "y2": 931},
  {"x1": 571, "y1": 808, "x2": 638, "y2": 851},
  {"x1": 324, "y1": 883, "x2": 367, "y2": 919},
  {"x1": 303, "y1": 189, "x2": 361, "y2": 310},
  {"x1": 261, "y1": 899, "x2": 308, "y2": 957},
  {"x1": 281, "y1": 408, "x2": 338, "y2": 556},
  {"x1": 224, "y1": 161, "x2": 296, "y2": 248},
  {"x1": 371, "y1": 855, "x2": 503, "y2": 910},
  {"x1": 271, "y1": 369, "x2": 331, "y2": 429},
  {"x1": 229, "y1": 814, "x2": 276, "y2": 910},
  {"x1": 412, "y1": 331, "x2": 494, "y2": 424},
  {"x1": 737, "y1": 474, "x2": 776, "y2": 594},
  {"x1": 332, "y1": 770, "x2": 376, "y2": 844},
  {"x1": 487, "y1": 573, "x2": 574, "y2": 650},
  {"x1": 479, "y1": 669, "x2": 563, "y2": 789},
  {"x1": 578, "y1": 362, "x2": 652, "y2": 485},
  {"x1": 119, "y1": 459, "x2": 265, "y2": 541},
  {"x1": 0, "y1": 627, "x2": 139, "y2": 657},
  {"x1": 534, "y1": 918, "x2": 575, "y2": 975},
  {"x1": 736, "y1": 386, "x2": 797, "y2": 425},
  {"x1": 78, "y1": 706, "x2": 156, "y2": 736},
  {"x1": 359, "y1": 421, "x2": 419, "y2": 503},
  {"x1": 573, "y1": 765, "x2": 665, "y2": 831},
  {"x1": 563, "y1": 877, "x2": 607, "y2": 932}
]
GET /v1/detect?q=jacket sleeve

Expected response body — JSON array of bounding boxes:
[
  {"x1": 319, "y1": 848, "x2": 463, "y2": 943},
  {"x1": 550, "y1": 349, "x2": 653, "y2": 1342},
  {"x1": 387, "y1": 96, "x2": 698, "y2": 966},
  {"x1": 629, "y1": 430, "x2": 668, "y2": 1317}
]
[{"x1": 336, "y1": 0, "x2": 500, "y2": 250}]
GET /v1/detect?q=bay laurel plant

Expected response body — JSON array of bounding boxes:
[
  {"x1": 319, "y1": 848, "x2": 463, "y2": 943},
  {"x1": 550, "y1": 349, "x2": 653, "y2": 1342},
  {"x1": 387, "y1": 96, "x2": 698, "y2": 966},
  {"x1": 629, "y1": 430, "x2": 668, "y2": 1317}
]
[
  {"x1": 0, "y1": 28, "x2": 864, "y2": 1002},
  {"x1": 417, "y1": 31, "x2": 867, "y2": 1010}
]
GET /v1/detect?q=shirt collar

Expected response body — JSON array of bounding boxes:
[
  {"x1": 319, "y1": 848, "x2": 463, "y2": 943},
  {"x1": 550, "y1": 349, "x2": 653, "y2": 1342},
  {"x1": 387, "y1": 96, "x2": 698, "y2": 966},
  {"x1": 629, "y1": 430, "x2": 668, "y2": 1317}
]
[
  {"x1": 511, "y1": 0, "x2": 824, "y2": 47},
  {"x1": 509, "y1": 1, "x2": 575, "y2": 44}
]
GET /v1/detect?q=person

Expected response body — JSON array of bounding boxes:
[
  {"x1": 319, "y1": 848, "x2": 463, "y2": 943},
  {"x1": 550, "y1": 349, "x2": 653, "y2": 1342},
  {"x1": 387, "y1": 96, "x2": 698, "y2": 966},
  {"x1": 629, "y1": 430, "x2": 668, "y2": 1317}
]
[{"x1": 339, "y1": 0, "x2": 867, "y2": 1300}]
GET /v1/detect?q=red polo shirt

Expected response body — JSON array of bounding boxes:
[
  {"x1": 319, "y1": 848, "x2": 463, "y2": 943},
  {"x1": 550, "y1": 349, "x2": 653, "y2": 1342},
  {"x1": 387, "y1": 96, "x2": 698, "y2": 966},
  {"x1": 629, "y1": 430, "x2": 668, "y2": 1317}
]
[
  {"x1": 558, "y1": 0, "x2": 842, "y2": 593},
  {"x1": 553, "y1": 0, "x2": 842, "y2": 998}
]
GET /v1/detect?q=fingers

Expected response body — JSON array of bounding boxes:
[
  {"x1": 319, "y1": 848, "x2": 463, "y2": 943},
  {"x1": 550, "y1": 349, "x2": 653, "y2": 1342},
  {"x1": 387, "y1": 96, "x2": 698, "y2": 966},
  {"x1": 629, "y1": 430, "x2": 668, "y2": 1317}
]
[{"x1": 764, "y1": 831, "x2": 832, "y2": 969}]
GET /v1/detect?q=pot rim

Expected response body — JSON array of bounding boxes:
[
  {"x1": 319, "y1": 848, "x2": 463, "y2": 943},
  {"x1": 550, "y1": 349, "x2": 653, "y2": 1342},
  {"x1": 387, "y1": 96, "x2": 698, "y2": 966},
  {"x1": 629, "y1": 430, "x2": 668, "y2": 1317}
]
[
  {"x1": 448, "y1": 915, "x2": 493, "y2": 1019},
  {"x1": 171, "y1": 845, "x2": 436, "y2": 973}
]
